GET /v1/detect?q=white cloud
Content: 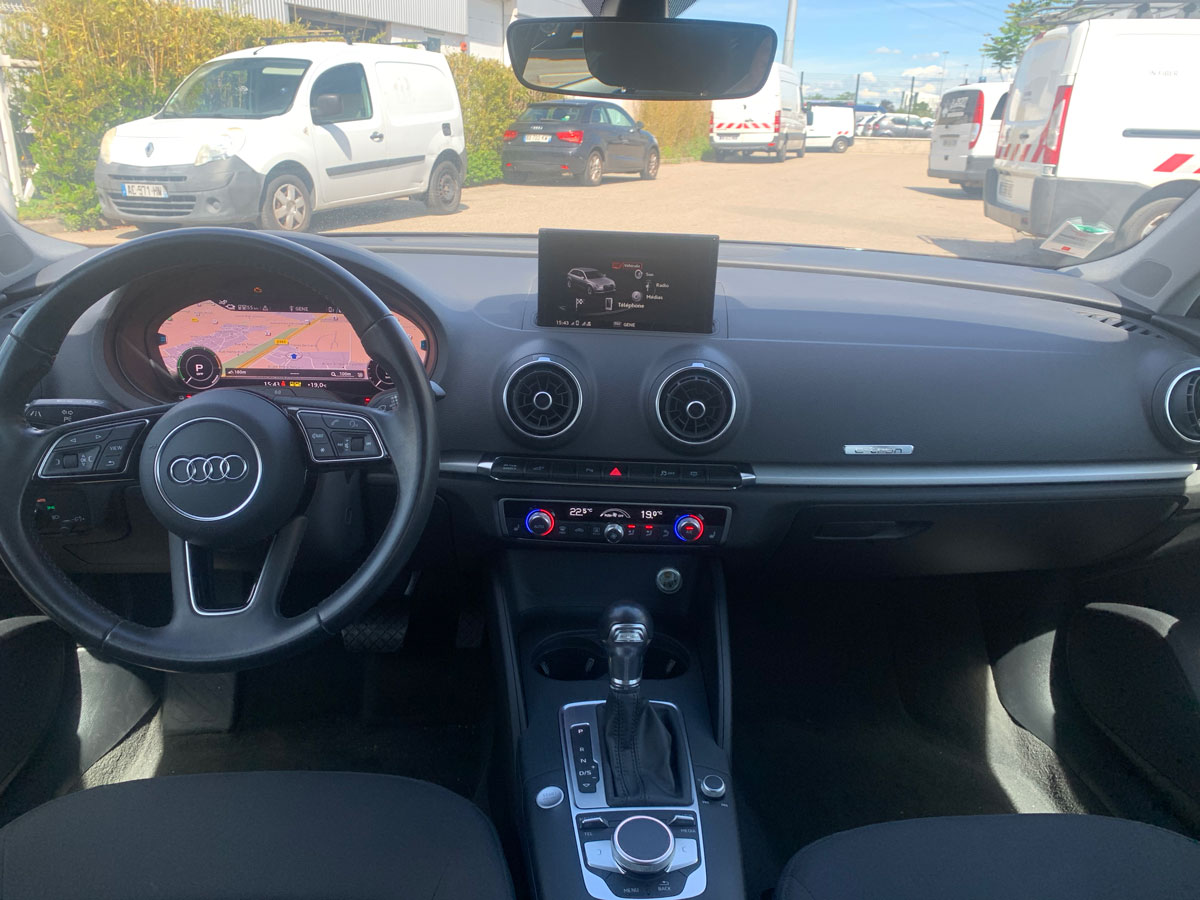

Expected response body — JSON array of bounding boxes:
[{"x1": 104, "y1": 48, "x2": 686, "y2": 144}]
[
  {"x1": 873, "y1": 46, "x2": 902, "y2": 54},
  {"x1": 860, "y1": 71, "x2": 878, "y2": 83},
  {"x1": 911, "y1": 51, "x2": 942, "y2": 61},
  {"x1": 902, "y1": 64, "x2": 942, "y2": 78},
  {"x1": 858, "y1": 88, "x2": 884, "y2": 99}
]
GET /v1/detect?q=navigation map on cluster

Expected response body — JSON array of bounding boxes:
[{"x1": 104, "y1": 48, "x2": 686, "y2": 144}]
[{"x1": 159, "y1": 300, "x2": 370, "y2": 377}]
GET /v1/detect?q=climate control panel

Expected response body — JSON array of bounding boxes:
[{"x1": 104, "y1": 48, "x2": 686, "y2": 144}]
[{"x1": 501, "y1": 500, "x2": 729, "y2": 546}]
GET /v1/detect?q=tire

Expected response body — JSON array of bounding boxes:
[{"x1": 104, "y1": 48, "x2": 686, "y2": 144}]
[
  {"x1": 959, "y1": 183, "x2": 983, "y2": 198},
  {"x1": 795, "y1": 137, "x2": 806, "y2": 158},
  {"x1": 424, "y1": 160, "x2": 462, "y2": 214},
  {"x1": 578, "y1": 150, "x2": 603, "y2": 186},
  {"x1": 258, "y1": 174, "x2": 312, "y2": 232},
  {"x1": 1114, "y1": 196, "x2": 1184, "y2": 252},
  {"x1": 774, "y1": 140, "x2": 787, "y2": 162},
  {"x1": 832, "y1": 137, "x2": 849, "y2": 154},
  {"x1": 641, "y1": 147, "x2": 660, "y2": 180},
  {"x1": 713, "y1": 149, "x2": 727, "y2": 163},
  {"x1": 502, "y1": 170, "x2": 528, "y2": 184}
]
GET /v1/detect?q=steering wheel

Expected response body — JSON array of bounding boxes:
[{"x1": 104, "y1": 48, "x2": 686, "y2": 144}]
[{"x1": 0, "y1": 229, "x2": 438, "y2": 671}]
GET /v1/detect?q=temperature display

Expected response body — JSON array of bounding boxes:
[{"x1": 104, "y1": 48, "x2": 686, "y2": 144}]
[
  {"x1": 641, "y1": 509, "x2": 664, "y2": 520},
  {"x1": 568, "y1": 507, "x2": 594, "y2": 518}
]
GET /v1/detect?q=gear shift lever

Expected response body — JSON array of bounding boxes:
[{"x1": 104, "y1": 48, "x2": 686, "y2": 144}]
[
  {"x1": 598, "y1": 601, "x2": 682, "y2": 805},
  {"x1": 601, "y1": 601, "x2": 653, "y2": 690}
]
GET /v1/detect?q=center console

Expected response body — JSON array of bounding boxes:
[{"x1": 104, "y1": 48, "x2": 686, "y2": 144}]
[{"x1": 490, "y1": 550, "x2": 744, "y2": 900}]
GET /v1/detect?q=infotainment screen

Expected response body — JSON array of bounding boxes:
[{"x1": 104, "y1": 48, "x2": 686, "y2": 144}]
[{"x1": 537, "y1": 229, "x2": 718, "y2": 333}]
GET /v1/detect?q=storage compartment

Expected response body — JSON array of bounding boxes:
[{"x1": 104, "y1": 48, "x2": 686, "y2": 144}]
[{"x1": 531, "y1": 631, "x2": 689, "y2": 681}]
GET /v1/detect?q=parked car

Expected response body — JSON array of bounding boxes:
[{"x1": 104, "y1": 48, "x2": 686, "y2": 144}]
[
  {"x1": 856, "y1": 112, "x2": 885, "y2": 136},
  {"x1": 928, "y1": 81, "x2": 1011, "y2": 196},
  {"x1": 567, "y1": 267, "x2": 615, "y2": 295},
  {"x1": 501, "y1": 100, "x2": 659, "y2": 186},
  {"x1": 868, "y1": 114, "x2": 932, "y2": 137},
  {"x1": 804, "y1": 102, "x2": 856, "y2": 152},
  {"x1": 985, "y1": 15, "x2": 1200, "y2": 250},
  {"x1": 95, "y1": 41, "x2": 466, "y2": 231},
  {"x1": 710, "y1": 62, "x2": 806, "y2": 161}
]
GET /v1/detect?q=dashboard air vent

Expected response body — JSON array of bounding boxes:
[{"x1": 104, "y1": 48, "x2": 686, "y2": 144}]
[
  {"x1": 1081, "y1": 312, "x2": 1165, "y2": 340},
  {"x1": 1164, "y1": 368, "x2": 1200, "y2": 443},
  {"x1": 657, "y1": 365, "x2": 735, "y2": 444},
  {"x1": 504, "y1": 360, "x2": 581, "y2": 439}
]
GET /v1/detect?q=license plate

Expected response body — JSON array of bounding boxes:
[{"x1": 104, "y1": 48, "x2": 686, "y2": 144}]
[
  {"x1": 942, "y1": 137, "x2": 958, "y2": 148},
  {"x1": 997, "y1": 174, "x2": 1015, "y2": 200},
  {"x1": 718, "y1": 133, "x2": 739, "y2": 140},
  {"x1": 524, "y1": 134, "x2": 551, "y2": 143},
  {"x1": 121, "y1": 182, "x2": 167, "y2": 198}
]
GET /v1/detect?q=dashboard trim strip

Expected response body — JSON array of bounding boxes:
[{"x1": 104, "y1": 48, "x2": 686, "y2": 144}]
[{"x1": 751, "y1": 461, "x2": 1196, "y2": 487}]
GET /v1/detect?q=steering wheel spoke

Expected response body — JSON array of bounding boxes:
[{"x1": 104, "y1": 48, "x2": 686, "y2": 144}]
[
  {"x1": 34, "y1": 407, "x2": 169, "y2": 482},
  {"x1": 168, "y1": 517, "x2": 308, "y2": 623}
]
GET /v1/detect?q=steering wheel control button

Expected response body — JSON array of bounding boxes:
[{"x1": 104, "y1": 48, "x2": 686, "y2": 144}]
[
  {"x1": 297, "y1": 410, "x2": 384, "y2": 462},
  {"x1": 40, "y1": 419, "x2": 152, "y2": 479},
  {"x1": 177, "y1": 346, "x2": 222, "y2": 390},
  {"x1": 612, "y1": 815, "x2": 676, "y2": 875},
  {"x1": 699, "y1": 773, "x2": 727, "y2": 800},
  {"x1": 535, "y1": 786, "x2": 564, "y2": 810}
]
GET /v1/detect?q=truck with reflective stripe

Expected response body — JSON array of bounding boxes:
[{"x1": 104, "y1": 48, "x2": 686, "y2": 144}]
[{"x1": 984, "y1": 14, "x2": 1200, "y2": 251}]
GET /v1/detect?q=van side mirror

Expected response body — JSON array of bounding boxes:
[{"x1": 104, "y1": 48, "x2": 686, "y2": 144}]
[
  {"x1": 313, "y1": 93, "x2": 344, "y2": 123},
  {"x1": 806, "y1": 110, "x2": 813, "y2": 126},
  {"x1": 635, "y1": 120, "x2": 644, "y2": 129}
]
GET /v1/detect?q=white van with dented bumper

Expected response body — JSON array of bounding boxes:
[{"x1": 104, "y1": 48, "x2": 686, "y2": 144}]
[{"x1": 95, "y1": 41, "x2": 466, "y2": 231}]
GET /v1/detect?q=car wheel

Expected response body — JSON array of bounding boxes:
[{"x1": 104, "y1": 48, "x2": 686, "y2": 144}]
[
  {"x1": 713, "y1": 149, "x2": 727, "y2": 163},
  {"x1": 641, "y1": 148, "x2": 660, "y2": 180},
  {"x1": 959, "y1": 183, "x2": 983, "y2": 198},
  {"x1": 795, "y1": 137, "x2": 806, "y2": 158},
  {"x1": 258, "y1": 174, "x2": 312, "y2": 232},
  {"x1": 832, "y1": 137, "x2": 849, "y2": 154},
  {"x1": 424, "y1": 160, "x2": 462, "y2": 214},
  {"x1": 579, "y1": 150, "x2": 603, "y2": 186},
  {"x1": 1115, "y1": 196, "x2": 1185, "y2": 252},
  {"x1": 502, "y1": 170, "x2": 528, "y2": 184},
  {"x1": 775, "y1": 140, "x2": 787, "y2": 162}
]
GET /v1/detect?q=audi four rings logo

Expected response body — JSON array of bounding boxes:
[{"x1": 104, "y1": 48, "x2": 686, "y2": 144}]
[{"x1": 168, "y1": 455, "x2": 249, "y2": 484}]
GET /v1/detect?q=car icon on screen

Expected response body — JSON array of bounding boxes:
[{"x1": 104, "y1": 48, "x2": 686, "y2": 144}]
[{"x1": 567, "y1": 267, "x2": 616, "y2": 295}]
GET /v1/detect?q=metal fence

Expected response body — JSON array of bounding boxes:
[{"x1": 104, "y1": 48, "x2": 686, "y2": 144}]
[{"x1": 799, "y1": 71, "x2": 1006, "y2": 115}]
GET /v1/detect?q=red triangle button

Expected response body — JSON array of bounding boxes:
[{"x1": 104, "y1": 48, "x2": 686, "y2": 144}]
[{"x1": 609, "y1": 466, "x2": 623, "y2": 477}]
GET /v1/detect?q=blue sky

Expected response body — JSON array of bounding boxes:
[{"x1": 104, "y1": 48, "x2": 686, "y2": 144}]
[{"x1": 682, "y1": 0, "x2": 1012, "y2": 103}]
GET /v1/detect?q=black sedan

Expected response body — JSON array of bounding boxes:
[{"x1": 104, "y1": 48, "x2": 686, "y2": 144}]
[{"x1": 501, "y1": 100, "x2": 659, "y2": 185}]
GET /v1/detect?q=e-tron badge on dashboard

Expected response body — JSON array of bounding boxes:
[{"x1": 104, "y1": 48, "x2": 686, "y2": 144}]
[{"x1": 843, "y1": 444, "x2": 914, "y2": 455}]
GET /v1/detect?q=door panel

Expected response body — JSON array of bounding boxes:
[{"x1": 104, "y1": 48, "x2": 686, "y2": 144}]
[{"x1": 310, "y1": 63, "x2": 388, "y2": 205}]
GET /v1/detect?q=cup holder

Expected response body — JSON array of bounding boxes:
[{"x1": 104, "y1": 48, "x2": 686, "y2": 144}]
[{"x1": 532, "y1": 632, "x2": 689, "y2": 681}]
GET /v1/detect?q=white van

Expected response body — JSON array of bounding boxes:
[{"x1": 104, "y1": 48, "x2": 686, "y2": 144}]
[
  {"x1": 95, "y1": 41, "x2": 466, "y2": 231},
  {"x1": 985, "y1": 15, "x2": 1200, "y2": 249},
  {"x1": 804, "y1": 103, "x2": 855, "y2": 152},
  {"x1": 710, "y1": 63, "x2": 806, "y2": 161},
  {"x1": 927, "y1": 81, "x2": 1010, "y2": 195}
]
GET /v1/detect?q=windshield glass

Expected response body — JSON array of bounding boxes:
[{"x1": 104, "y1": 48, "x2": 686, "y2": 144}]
[
  {"x1": 160, "y1": 58, "x2": 310, "y2": 119},
  {"x1": 8, "y1": 0, "x2": 1194, "y2": 267}
]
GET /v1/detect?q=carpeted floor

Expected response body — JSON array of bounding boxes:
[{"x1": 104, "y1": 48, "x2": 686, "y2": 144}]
[{"x1": 729, "y1": 576, "x2": 1099, "y2": 899}]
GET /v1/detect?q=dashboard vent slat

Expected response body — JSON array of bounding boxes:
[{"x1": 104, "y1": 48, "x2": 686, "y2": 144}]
[
  {"x1": 657, "y1": 366, "x2": 735, "y2": 445},
  {"x1": 1082, "y1": 312, "x2": 1165, "y2": 340},
  {"x1": 504, "y1": 360, "x2": 581, "y2": 439}
]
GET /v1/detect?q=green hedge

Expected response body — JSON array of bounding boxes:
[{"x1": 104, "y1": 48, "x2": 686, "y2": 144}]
[
  {"x1": 7, "y1": 0, "x2": 308, "y2": 229},
  {"x1": 446, "y1": 53, "x2": 547, "y2": 186}
]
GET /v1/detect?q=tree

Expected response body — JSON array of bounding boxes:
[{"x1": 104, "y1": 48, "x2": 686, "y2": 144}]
[
  {"x1": 911, "y1": 100, "x2": 934, "y2": 118},
  {"x1": 981, "y1": 0, "x2": 1056, "y2": 73},
  {"x1": 833, "y1": 91, "x2": 856, "y2": 103},
  {"x1": 880, "y1": 100, "x2": 895, "y2": 112}
]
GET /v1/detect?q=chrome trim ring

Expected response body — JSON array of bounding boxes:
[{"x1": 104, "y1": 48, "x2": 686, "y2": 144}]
[
  {"x1": 1163, "y1": 366, "x2": 1200, "y2": 445},
  {"x1": 152, "y1": 417, "x2": 263, "y2": 522},
  {"x1": 502, "y1": 357, "x2": 584, "y2": 440}
]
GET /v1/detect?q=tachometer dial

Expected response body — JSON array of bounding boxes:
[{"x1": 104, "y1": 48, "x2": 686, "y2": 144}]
[
  {"x1": 366, "y1": 359, "x2": 395, "y2": 392},
  {"x1": 176, "y1": 346, "x2": 222, "y2": 390}
]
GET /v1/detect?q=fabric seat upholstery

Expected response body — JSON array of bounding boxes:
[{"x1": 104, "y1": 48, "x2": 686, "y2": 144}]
[
  {"x1": 0, "y1": 770, "x2": 514, "y2": 900},
  {"x1": 778, "y1": 814, "x2": 1200, "y2": 900}
]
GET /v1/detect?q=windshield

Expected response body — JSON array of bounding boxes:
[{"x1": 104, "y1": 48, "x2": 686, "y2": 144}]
[
  {"x1": 8, "y1": 0, "x2": 1194, "y2": 267},
  {"x1": 160, "y1": 58, "x2": 310, "y2": 119}
]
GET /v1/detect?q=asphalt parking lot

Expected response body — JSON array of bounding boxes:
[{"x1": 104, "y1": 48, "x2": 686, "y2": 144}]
[{"x1": 38, "y1": 147, "x2": 1049, "y2": 264}]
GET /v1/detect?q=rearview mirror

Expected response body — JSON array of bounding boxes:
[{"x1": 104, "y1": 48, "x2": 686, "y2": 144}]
[{"x1": 506, "y1": 17, "x2": 776, "y2": 101}]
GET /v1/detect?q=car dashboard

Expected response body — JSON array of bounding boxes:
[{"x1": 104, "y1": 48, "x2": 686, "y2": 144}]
[{"x1": 10, "y1": 231, "x2": 1200, "y2": 579}]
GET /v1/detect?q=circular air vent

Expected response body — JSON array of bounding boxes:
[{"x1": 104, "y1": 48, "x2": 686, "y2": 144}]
[
  {"x1": 504, "y1": 359, "x2": 582, "y2": 439},
  {"x1": 1163, "y1": 367, "x2": 1200, "y2": 444},
  {"x1": 656, "y1": 365, "x2": 736, "y2": 445}
]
